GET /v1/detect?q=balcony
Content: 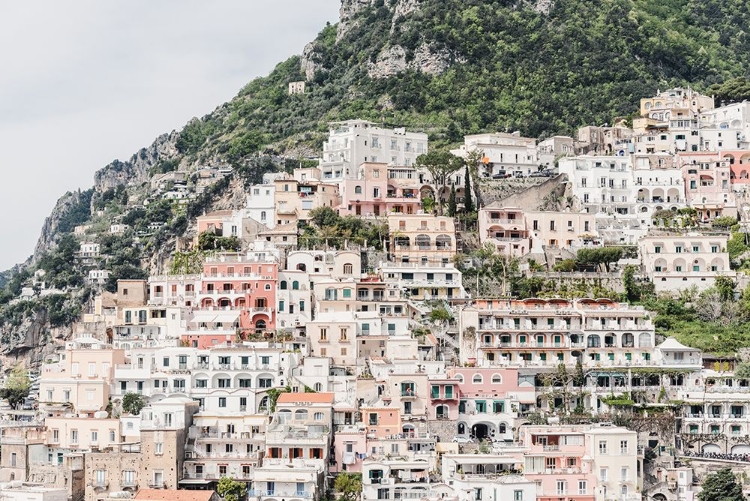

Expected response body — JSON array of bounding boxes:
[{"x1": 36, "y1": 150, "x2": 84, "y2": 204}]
[{"x1": 248, "y1": 490, "x2": 313, "y2": 499}]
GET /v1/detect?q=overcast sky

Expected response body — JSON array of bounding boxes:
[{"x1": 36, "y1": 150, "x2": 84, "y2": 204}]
[{"x1": 0, "y1": 0, "x2": 340, "y2": 270}]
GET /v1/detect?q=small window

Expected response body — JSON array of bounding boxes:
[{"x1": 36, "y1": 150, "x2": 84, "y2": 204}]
[
  {"x1": 472, "y1": 374, "x2": 483, "y2": 384},
  {"x1": 491, "y1": 374, "x2": 502, "y2": 384}
]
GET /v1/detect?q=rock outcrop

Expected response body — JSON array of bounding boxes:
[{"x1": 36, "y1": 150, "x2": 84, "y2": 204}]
[
  {"x1": 94, "y1": 131, "x2": 180, "y2": 192},
  {"x1": 337, "y1": 0, "x2": 375, "y2": 42},
  {"x1": 32, "y1": 190, "x2": 89, "y2": 263},
  {"x1": 301, "y1": 41, "x2": 324, "y2": 81},
  {"x1": 368, "y1": 45, "x2": 408, "y2": 79},
  {"x1": 368, "y1": 43, "x2": 460, "y2": 79}
]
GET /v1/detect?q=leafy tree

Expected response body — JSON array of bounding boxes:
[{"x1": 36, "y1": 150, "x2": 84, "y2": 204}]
[
  {"x1": 698, "y1": 468, "x2": 744, "y2": 501},
  {"x1": 197, "y1": 232, "x2": 242, "y2": 252},
  {"x1": 217, "y1": 476, "x2": 247, "y2": 501},
  {"x1": 575, "y1": 247, "x2": 623, "y2": 272},
  {"x1": 334, "y1": 472, "x2": 362, "y2": 501},
  {"x1": 715, "y1": 276, "x2": 735, "y2": 301},
  {"x1": 712, "y1": 215, "x2": 738, "y2": 229},
  {"x1": 309, "y1": 206, "x2": 341, "y2": 228},
  {"x1": 429, "y1": 306, "x2": 453, "y2": 323},
  {"x1": 735, "y1": 362, "x2": 750, "y2": 379},
  {"x1": 447, "y1": 184, "x2": 457, "y2": 217},
  {"x1": 463, "y1": 165, "x2": 474, "y2": 213},
  {"x1": 121, "y1": 392, "x2": 146, "y2": 416},
  {"x1": 573, "y1": 359, "x2": 586, "y2": 387},
  {"x1": 416, "y1": 150, "x2": 462, "y2": 215},
  {"x1": 0, "y1": 365, "x2": 30, "y2": 410},
  {"x1": 553, "y1": 259, "x2": 577, "y2": 272}
]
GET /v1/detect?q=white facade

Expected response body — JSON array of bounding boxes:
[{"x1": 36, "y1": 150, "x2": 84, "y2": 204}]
[
  {"x1": 452, "y1": 132, "x2": 538, "y2": 176},
  {"x1": 246, "y1": 184, "x2": 276, "y2": 228},
  {"x1": 320, "y1": 120, "x2": 428, "y2": 181}
]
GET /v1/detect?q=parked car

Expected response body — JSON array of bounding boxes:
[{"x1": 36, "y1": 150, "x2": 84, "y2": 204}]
[
  {"x1": 529, "y1": 171, "x2": 546, "y2": 178},
  {"x1": 491, "y1": 172, "x2": 506, "y2": 179}
]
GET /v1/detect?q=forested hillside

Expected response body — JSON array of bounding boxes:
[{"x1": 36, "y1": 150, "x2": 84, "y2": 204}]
[{"x1": 181, "y1": 0, "x2": 750, "y2": 165}]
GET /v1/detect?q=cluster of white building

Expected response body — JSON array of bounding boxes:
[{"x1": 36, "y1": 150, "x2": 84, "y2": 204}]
[{"x1": 7, "y1": 90, "x2": 750, "y2": 501}]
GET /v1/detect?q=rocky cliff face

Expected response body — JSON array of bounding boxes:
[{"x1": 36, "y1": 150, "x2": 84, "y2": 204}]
[
  {"x1": 337, "y1": 0, "x2": 375, "y2": 41},
  {"x1": 33, "y1": 190, "x2": 88, "y2": 263},
  {"x1": 94, "y1": 131, "x2": 181, "y2": 192}
]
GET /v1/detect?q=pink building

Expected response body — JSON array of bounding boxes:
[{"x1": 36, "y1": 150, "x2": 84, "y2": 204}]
[
  {"x1": 332, "y1": 426, "x2": 367, "y2": 474},
  {"x1": 339, "y1": 163, "x2": 423, "y2": 217},
  {"x1": 512, "y1": 426, "x2": 596, "y2": 501},
  {"x1": 477, "y1": 206, "x2": 529, "y2": 256},
  {"x1": 719, "y1": 149, "x2": 750, "y2": 185},
  {"x1": 677, "y1": 152, "x2": 736, "y2": 220},
  {"x1": 182, "y1": 254, "x2": 278, "y2": 348},
  {"x1": 448, "y1": 367, "x2": 535, "y2": 442},
  {"x1": 428, "y1": 375, "x2": 460, "y2": 421}
]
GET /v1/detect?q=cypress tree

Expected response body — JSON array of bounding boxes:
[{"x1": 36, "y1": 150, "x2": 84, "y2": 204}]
[
  {"x1": 447, "y1": 183, "x2": 457, "y2": 217},
  {"x1": 464, "y1": 165, "x2": 474, "y2": 213}
]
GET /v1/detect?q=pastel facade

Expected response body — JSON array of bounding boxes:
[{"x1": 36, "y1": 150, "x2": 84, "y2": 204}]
[
  {"x1": 246, "y1": 184, "x2": 275, "y2": 227},
  {"x1": 40, "y1": 337, "x2": 125, "y2": 417},
  {"x1": 639, "y1": 233, "x2": 733, "y2": 291},
  {"x1": 388, "y1": 214, "x2": 456, "y2": 266},
  {"x1": 477, "y1": 206, "x2": 529, "y2": 257},
  {"x1": 339, "y1": 163, "x2": 423, "y2": 217},
  {"x1": 677, "y1": 152, "x2": 736, "y2": 220},
  {"x1": 274, "y1": 173, "x2": 340, "y2": 226}
]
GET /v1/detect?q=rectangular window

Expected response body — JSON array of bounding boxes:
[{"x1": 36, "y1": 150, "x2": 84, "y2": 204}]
[
  {"x1": 123, "y1": 470, "x2": 136, "y2": 486},
  {"x1": 219, "y1": 397, "x2": 227, "y2": 408},
  {"x1": 620, "y1": 440, "x2": 629, "y2": 454},
  {"x1": 578, "y1": 481, "x2": 587, "y2": 495},
  {"x1": 513, "y1": 491, "x2": 523, "y2": 501},
  {"x1": 598, "y1": 440, "x2": 608, "y2": 454},
  {"x1": 95, "y1": 470, "x2": 107, "y2": 486}
]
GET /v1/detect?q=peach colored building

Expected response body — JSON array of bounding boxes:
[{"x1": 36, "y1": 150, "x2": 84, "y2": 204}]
[
  {"x1": 274, "y1": 171, "x2": 340, "y2": 226},
  {"x1": 477, "y1": 206, "x2": 529, "y2": 257},
  {"x1": 40, "y1": 337, "x2": 125, "y2": 418},
  {"x1": 362, "y1": 406, "x2": 402, "y2": 440},
  {"x1": 388, "y1": 213, "x2": 456, "y2": 266}
]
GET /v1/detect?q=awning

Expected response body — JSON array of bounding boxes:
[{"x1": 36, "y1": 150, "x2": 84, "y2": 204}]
[
  {"x1": 213, "y1": 311, "x2": 240, "y2": 323},
  {"x1": 191, "y1": 310, "x2": 240, "y2": 324},
  {"x1": 179, "y1": 479, "x2": 212, "y2": 484}
]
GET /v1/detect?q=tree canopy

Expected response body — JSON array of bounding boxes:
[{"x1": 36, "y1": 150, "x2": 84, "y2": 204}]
[
  {"x1": 698, "y1": 468, "x2": 744, "y2": 501},
  {"x1": 0, "y1": 365, "x2": 30, "y2": 410}
]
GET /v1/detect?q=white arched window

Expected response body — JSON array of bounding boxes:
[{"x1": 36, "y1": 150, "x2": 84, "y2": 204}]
[
  {"x1": 264, "y1": 284, "x2": 272, "y2": 290},
  {"x1": 314, "y1": 382, "x2": 323, "y2": 391},
  {"x1": 314, "y1": 412, "x2": 324, "y2": 421},
  {"x1": 472, "y1": 374, "x2": 483, "y2": 384},
  {"x1": 355, "y1": 186, "x2": 362, "y2": 194},
  {"x1": 492, "y1": 374, "x2": 502, "y2": 384}
]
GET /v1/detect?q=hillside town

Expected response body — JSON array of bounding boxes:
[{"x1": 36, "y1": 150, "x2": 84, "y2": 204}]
[{"x1": 4, "y1": 87, "x2": 750, "y2": 501}]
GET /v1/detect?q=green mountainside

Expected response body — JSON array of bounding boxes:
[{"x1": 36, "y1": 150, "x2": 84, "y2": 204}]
[
  {"x1": 183, "y1": 0, "x2": 750, "y2": 158},
  {"x1": 2, "y1": 0, "x2": 750, "y2": 357}
]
